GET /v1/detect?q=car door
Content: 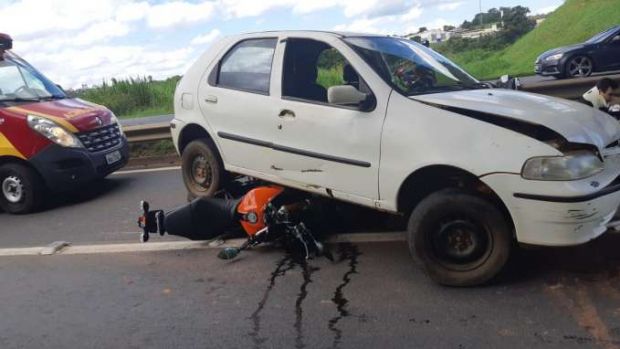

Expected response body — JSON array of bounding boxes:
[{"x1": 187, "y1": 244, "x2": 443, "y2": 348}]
[
  {"x1": 269, "y1": 36, "x2": 391, "y2": 205},
  {"x1": 595, "y1": 30, "x2": 620, "y2": 71},
  {"x1": 197, "y1": 37, "x2": 280, "y2": 175}
]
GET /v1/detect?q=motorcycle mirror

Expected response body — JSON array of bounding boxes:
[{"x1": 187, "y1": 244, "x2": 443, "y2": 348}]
[
  {"x1": 218, "y1": 247, "x2": 241, "y2": 260},
  {"x1": 500, "y1": 74, "x2": 510, "y2": 84}
]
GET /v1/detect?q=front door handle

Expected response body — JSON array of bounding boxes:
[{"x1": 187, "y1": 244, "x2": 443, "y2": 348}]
[
  {"x1": 278, "y1": 109, "x2": 295, "y2": 118},
  {"x1": 205, "y1": 95, "x2": 218, "y2": 104}
]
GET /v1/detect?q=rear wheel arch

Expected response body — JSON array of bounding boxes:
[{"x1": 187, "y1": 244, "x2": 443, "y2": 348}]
[
  {"x1": 395, "y1": 165, "x2": 514, "y2": 233},
  {"x1": 177, "y1": 124, "x2": 218, "y2": 155}
]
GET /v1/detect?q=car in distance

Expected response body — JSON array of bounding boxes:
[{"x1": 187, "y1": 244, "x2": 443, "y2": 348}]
[
  {"x1": 0, "y1": 34, "x2": 129, "y2": 214},
  {"x1": 171, "y1": 31, "x2": 620, "y2": 286},
  {"x1": 535, "y1": 25, "x2": 620, "y2": 78}
]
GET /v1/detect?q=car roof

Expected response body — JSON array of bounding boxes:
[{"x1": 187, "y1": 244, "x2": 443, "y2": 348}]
[{"x1": 231, "y1": 30, "x2": 391, "y2": 39}]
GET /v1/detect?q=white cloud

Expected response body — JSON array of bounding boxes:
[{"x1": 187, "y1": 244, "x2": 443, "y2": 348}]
[
  {"x1": 146, "y1": 1, "x2": 217, "y2": 29},
  {"x1": 191, "y1": 29, "x2": 222, "y2": 46},
  {"x1": 437, "y1": 1, "x2": 463, "y2": 11}
]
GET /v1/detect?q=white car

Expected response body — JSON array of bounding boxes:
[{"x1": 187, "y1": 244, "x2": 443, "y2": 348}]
[{"x1": 171, "y1": 31, "x2": 620, "y2": 286}]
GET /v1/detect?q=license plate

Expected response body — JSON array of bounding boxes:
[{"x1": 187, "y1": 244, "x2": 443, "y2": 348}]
[{"x1": 105, "y1": 150, "x2": 122, "y2": 165}]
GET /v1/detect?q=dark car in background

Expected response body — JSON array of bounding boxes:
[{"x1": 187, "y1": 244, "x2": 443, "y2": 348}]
[{"x1": 535, "y1": 25, "x2": 620, "y2": 79}]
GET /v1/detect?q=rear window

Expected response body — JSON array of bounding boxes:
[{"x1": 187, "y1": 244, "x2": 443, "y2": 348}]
[{"x1": 217, "y1": 38, "x2": 277, "y2": 94}]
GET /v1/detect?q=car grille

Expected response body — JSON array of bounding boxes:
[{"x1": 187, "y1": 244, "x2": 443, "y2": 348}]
[{"x1": 76, "y1": 123, "x2": 123, "y2": 152}]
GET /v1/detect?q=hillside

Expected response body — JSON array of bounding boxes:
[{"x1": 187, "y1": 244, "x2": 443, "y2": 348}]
[{"x1": 446, "y1": 0, "x2": 620, "y2": 79}]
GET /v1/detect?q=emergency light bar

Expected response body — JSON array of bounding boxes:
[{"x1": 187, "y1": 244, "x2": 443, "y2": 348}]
[{"x1": 0, "y1": 33, "x2": 13, "y2": 51}]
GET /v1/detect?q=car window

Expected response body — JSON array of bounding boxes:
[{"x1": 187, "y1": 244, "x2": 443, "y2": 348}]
[
  {"x1": 282, "y1": 39, "x2": 364, "y2": 105},
  {"x1": 217, "y1": 38, "x2": 277, "y2": 94}
]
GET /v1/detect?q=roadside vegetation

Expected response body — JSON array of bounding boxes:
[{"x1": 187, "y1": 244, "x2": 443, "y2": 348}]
[
  {"x1": 438, "y1": 0, "x2": 620, "y2": 79},
  {"x1": 75, "y1": 76, "x2": 179, "y2": 119}
]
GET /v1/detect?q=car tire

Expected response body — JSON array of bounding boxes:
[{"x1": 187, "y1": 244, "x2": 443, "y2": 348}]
[
  {"x1": 181, "y1": 139, "x2": 226, "y2": 199},
  {"x1": 0, "y1": 163, "x2": 45, "y2": 214},
  {"x1": 406, "y1": 188, "x2": 512, "y2": 287},
  {"x1": 566, "y1": 56, "x2": 593, "y2": 78}
]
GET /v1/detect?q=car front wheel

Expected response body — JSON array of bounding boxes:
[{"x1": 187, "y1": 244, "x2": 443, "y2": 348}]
[
  {"x1": 407, "y1": 188, "x2": 512, "y2": 286},
  {"x1": 0, "y1": 163, "x2": 45, "y2": 214},
  {"x1": 566, "y1": 56, "x2": 593, "y2": 78}
]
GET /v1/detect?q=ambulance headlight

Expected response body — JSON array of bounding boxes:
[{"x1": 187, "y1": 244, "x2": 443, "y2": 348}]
[{"x1": 27, "y1": 115, "x2": 83, "y2": 148}]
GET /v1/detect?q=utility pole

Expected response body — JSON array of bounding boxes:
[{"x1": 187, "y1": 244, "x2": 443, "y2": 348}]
[{"x1": 479, "y1": 0, "x2": 484, "y2": 27}]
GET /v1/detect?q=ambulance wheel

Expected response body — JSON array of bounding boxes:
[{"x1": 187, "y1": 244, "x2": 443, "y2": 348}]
[
  {"x1": 181, "y1": 139, "x2": 225, "y2": 199},
  {"x1": 0, "y1": 163, "x2": 45, "y2": 214},
  {"x1": 406, "y1": 188, "x2": 511, "y2": 287}
]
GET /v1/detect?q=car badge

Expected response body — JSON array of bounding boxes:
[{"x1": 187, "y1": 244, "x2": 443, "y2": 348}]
[{"x1": 95, "y1": 116, "x2": 103, "y2": 127}]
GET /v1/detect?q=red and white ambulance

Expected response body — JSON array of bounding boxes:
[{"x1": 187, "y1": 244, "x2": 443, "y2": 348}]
[{"x1": 0, "y1": 34, "x2": 128, "y2": 214}]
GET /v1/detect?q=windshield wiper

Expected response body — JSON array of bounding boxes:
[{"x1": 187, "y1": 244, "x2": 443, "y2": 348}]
[
  {"x1": 0, "y1": 97, "x2": 41, "y2": 103},
  {"x1": 39, "y1": 95, "x2": 66, "y2": 100}
]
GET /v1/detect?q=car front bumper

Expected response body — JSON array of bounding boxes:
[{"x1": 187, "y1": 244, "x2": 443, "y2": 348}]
[
  {"x1": 482, "y1": 173, "x2": 620, "y2": 246},
  {"x1": 535, "y1": 60, "x2": 562, "y2": 76},
  {"x1": 29, "y1": 138, "x2": 129, "y2": 192}
]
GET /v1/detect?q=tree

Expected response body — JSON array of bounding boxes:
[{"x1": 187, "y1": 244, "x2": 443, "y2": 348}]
[
  {"x1": 443, "y1": 25, "x2": 455, "y2": 32},
  {"x1": 500, "y1": 5, "x2": 535, "y2": 42},
  {"x1": 418, "y1": 27, "x2": 428, "y2": 33}
]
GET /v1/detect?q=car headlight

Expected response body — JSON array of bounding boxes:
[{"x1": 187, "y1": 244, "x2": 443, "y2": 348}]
[
  {"x1": 545, "y1": 53, "x2": 563, "y2": 62},
  {"x1": 27, "y1": 115, "x2": 83, "y2": 148},
  {"x1": 109, "y1": 112, "x2": 125, "y2": 137},
  {"x1": 522, "y1": 151, "x2": 603, "y2": 181}
]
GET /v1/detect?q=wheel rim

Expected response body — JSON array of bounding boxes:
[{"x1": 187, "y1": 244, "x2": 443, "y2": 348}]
[
  {"x1": 2, "y1": 176, "x2": 24, "y2": 203},
  {"x1": 568, "y1": 57, "x2": 592, "y2": 77},
  {"x1": 428, "y1": 217, "x2": 492, "y2": 271},
  {"x1": 190, "y1": 155, "x2": 213, "y2": 192}
]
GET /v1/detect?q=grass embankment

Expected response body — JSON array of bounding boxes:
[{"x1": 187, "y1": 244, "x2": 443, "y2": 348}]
[
  {"x1": 443, "y1": 0, "x2": 620, "y2": 79},
  {"x1": 76, "y1": 76, "x2": 180, "y2": 119}
]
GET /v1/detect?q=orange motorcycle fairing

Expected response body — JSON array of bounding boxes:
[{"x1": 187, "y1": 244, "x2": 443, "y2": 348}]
[{"x1": 237, "y1": 186, "x2": 284, "y2": 236}]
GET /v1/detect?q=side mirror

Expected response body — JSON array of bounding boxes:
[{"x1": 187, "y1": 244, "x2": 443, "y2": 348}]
[
  {"x1": 327, "y1": 85, "x2": 368, "y2": 107},
  {"x1": 500, "y1": 74, "x2": 510, "y2": 84}
]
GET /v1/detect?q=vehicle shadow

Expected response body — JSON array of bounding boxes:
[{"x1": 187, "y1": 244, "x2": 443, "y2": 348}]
[
  {"x1": 498, "y1": 233, "x2": 620, "y2": 286},
  {"x1": 44, "y1": 177, "x2": 135, "y2": 211}
]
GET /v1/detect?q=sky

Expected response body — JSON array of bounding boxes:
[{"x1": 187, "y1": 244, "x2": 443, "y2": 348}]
[{"x1": 0, "y1": 0, "x2": 564, "y2": 89}]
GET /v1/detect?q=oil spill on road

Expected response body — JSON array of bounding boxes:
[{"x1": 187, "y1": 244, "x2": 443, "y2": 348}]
[
  {"x1": 248, "y1": 255, "x2": 296, "y2": 349},
  {"x1": 328, "y1": 243, "x2": 361, "y2": 349},
  {"x1": 294, "y1": 261, "x2": 320, "y2": 349}
]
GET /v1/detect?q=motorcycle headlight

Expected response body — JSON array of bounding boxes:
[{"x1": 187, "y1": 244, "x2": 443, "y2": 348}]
[
  {"x1": 545, "y1": 53, "x2": 563, "y2": 62},
  {"x1": 27, "y1": 115, "x2": 83, "y2": 148},
  {"x1": 522, "y1": 151, "x2": 603, "y2": 181}
]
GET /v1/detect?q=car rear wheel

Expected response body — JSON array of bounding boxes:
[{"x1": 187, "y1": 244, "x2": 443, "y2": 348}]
[
  {"x1": 181, "y1": 139, "x2": 226, "y2": 200},
  {"x1": 566, "y1": 56, "x2": 593, "y2": 78},
  {"x1": 0, "y1": 163, "x2": 45, "y2": 214},
  {"x1": 406, "y1": 188, "x2": 511, "y2": 286}
]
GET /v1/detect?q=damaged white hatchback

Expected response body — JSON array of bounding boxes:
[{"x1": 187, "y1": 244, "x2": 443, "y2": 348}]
[{"x1": 171, "y1": 31, "x2": 620, "y2": 286}]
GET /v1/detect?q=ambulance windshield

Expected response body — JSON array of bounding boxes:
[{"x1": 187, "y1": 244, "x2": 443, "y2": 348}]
[{"x1": 0, "y1": 52, "x2": 65, "y2": 103}]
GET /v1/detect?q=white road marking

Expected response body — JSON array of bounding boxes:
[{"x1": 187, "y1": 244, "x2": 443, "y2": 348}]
[
  {"x1": 112, "y1": 166, "x2": 181, "y2": 175},
  {"x1": 0, "y1": 232, "x2": 406, "y2": 257}
]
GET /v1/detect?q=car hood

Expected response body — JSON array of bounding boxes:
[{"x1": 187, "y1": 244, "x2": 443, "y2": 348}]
[
  {"x1": 4, "y1": 98, "x2": 115, "y2": 133},
  {"x1": 411, "y1": 89, "x2": 620, "y2": 151},
  {"x1": 537, "y1": 44, "x2": 585, "y2": 61}
]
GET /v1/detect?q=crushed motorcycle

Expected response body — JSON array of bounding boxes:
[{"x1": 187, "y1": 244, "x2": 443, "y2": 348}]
[{"x1": 138, "y1": 181, "x2": 334, "y2": 261}]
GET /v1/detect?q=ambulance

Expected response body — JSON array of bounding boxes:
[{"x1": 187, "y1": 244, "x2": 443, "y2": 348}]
[{"x1": 0, "y1": 34, "x2": 128, "y2": 214}]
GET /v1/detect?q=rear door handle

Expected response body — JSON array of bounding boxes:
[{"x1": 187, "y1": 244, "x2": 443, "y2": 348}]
[
  {"x1": 205, "y1": 95, "x2": 218, "y2": 104},
  {"x1": 278, "y1": 109, "x2": 295, "y2": 118}
]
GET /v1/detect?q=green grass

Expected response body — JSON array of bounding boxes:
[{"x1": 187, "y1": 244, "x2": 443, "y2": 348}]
[
  {"x1": 446, "y1": 0, "x2": 620, "y2": 79},
  {"x1": 76, "y1": 76, "x2": 179, "y2": 119}
]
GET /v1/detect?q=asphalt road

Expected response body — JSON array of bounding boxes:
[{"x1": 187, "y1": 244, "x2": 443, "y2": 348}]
[
  {"x1": 0, "y1": 168, "x2": 187, "y2": 248},
  {"x1": 4, "y1": 238, "x2": 620, "y2": 348},
  {"x1": 4, "y1": 168, "x2": 620, "y2": 348}
]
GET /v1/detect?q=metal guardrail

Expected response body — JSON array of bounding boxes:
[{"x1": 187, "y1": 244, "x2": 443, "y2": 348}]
[
  {"x1": 124, "y1": 74, "x2": 620, "y2": 143},
  {"x1": 520, "y1": 74, "x2": 620, "y2": 99},
  {"x1": 124, "y1": 122, "x2": 171, "y2": 143}
]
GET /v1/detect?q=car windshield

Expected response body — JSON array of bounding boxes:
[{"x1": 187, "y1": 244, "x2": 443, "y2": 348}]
[
  {"x1": 344, "y1": 36, "x2": 482, "y2": 96},
  {"x1": 0, "y1": 52, "x2": 65, "y2": 102},
  {"x1": 585, "y1": 27, "x2": 619, "y2": 44}
]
